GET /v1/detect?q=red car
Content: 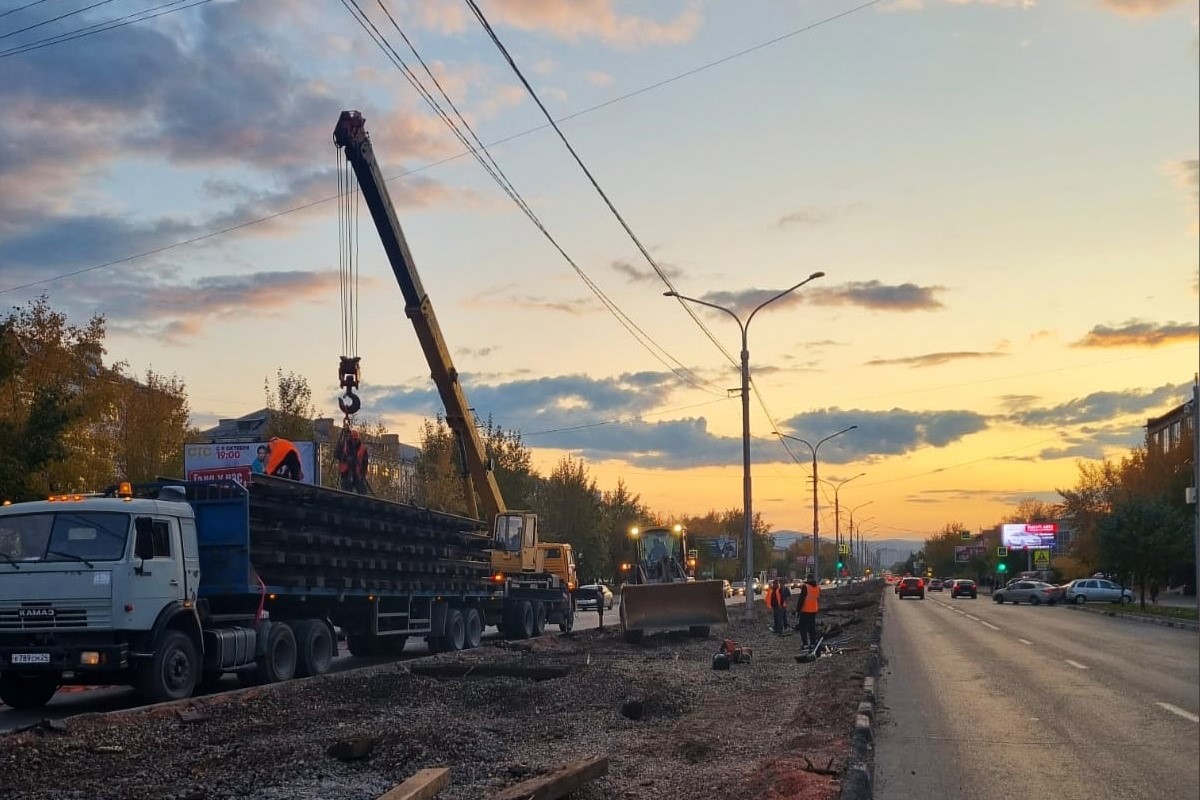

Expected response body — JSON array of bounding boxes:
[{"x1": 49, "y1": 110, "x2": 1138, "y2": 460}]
[{"x1": 897, "y1": 577, "x2": 925, "y2": 599}]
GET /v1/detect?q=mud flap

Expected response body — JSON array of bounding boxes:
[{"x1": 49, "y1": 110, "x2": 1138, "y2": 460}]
[{"x1": 620, "y1": 580, "x2": 729, "y2": 634}]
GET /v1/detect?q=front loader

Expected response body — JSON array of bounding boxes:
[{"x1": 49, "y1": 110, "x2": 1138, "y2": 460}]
[{"x1": 618, "y1": 525, "x2": 728, "y2": 643}]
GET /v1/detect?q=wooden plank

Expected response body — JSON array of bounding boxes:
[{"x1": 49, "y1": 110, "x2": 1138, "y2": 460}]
[
  {"x1": 491, "y1": 756, "x2": 608, "y2": 800},
  {"x1": 375, "y1": 767, "x2": 450, "y2": 800}
]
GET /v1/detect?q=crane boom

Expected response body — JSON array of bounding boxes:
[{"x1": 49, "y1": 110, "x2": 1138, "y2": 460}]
[{"x1": 333, "y1": 110, "x2": 505, "y2": 521}]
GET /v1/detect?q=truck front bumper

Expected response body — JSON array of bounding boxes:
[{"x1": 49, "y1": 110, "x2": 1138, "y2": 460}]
[{"x1": 0, "y1": 639, "x2": 130, "y2": 672}]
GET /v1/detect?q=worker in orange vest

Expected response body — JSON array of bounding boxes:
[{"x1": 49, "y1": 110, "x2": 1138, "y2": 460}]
[
  {"x1": 265, "y1": 437, "x2": 304, "y2": 482},
  {"x1": 765, "y1": 579, "x2": 791, "y2": 636},
  {"x1": 795, "y1": 578, "x2": 821, "y2": 649},
  {"x1": 335, "y1": 427, "x2": 370, "y2": 494}
]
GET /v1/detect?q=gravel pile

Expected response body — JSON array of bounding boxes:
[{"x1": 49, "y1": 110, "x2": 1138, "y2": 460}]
[{"x1": 1, "y1": 584, "x2": 882, "y2": 800}]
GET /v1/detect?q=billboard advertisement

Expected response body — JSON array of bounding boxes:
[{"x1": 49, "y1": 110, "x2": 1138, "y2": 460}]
[
  {"x1": 707, "y1": 537, "x2": 739, "y2": 559},
  {"x1": 1000, "y1": 523, "x2": 1057, "y2": 549},
  {"x1": 954, "y1": 545, "x2": 987, "y2": 563},
  {"x1": 184, "y1": 442, "x2": 317, "y2": 487}
]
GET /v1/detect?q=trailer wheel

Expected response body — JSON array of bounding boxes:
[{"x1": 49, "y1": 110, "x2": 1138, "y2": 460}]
[
  {"x1": 137, "y1": 630, "x2": 198, "y2": 703},
  {"x1": 293, "y1": 620, "x2": 334, "y2": 677},
  {"x1": 0, "y1": 671, "x2": 61, "y2": 710},
  {"x1": 531, "y1": 601, "x2": 547, "y2": 636},
  {"x1": 255, "y1": 622, "x2": 297, "y2": 684},
  {"x1": 464, "y1": 608, "x2": 483, "y2": 649},
  {"x1": 558, "y1": 602, "x2": 575, "y2": 633},
  {"x1": 443, "y1": 609, "x2": 467, "y2": 651}
]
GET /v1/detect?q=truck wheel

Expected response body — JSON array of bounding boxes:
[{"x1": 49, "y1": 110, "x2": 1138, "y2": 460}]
[
  {"x1": 464, "y1": 608, "x2": 483, "y2": 649},
  {"x1": 559, "y1": 603, "x2": 575, "y2": 633},
  {"x1": 255, "y1": 622, "x2": 297, "y2": 684},
  {"x1": 531, "y1": 601, "x2": 547, "y2": 636},
  {"x1": 0, "y1": 671, "x2": 61, "y2": 710},
  {"x1": 137, "y1": 630, "x2": 198, "y2": 704},
  {"x1": 513, "y1": 600, "x2": 535, "y2": 639},
  {"x1": 688, "y1": 626, "x2": 710, "y2": 638},
  {"x1": 293, "y1": 619, "x2": 334, "y2": 677}
]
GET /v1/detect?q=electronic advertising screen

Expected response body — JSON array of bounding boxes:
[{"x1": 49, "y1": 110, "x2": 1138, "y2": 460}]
[{"x1": 1000, "y1": 523, "x2": 1057, "y2": 549}]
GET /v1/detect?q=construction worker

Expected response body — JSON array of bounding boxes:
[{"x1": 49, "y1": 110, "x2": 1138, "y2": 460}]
[
  {"x1": 265, "y1": 437, "x2": 304, "y2": 482},
  {"x1": 766, "y1": 579, "x2": 791, "y2": 635},
  {"x1": 335, "y1": 427, "x2": 370, "y2": 494},
  {"x1": 795, "y1": 577, "x2": 821, "y2": 649}
]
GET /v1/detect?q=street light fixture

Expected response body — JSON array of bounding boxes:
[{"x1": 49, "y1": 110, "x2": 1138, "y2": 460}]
[
  {"x1": 821, "y1": 472, "x2": 865, "y2": 581},
  {"x1": 775, "y1": 426, "x2": 856, "y2": 581},
  {"x1": 665, "y1": 271, "x2": 825, "y2": 614}
]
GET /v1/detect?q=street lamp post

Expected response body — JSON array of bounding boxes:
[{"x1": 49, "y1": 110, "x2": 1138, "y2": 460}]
[
  {"x1": 666, "y1": 272, "x2": 825, "y2": 614},
  {"x1": 845, "y1": 501, "x2": 873, "y2": 577},
  {"x1": 822, "y1": 472, "x2": 865, "y2": 583},
  {"x1": 776, "y1": 426, "x2": 857, "y2": 582}
]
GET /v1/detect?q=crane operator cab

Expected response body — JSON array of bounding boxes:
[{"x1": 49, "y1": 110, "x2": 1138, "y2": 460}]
[{"x1": 492, "y1": 511, "x2": 542, "y2": 574}]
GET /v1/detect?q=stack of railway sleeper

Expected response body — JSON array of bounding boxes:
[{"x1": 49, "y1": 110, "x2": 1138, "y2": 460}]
[{"x1": 246, "y1": 475, "x2": 493, "y2": 594}]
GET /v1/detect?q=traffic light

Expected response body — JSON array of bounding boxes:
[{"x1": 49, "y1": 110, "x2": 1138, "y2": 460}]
[
  {"x1": 836, "y1": 560, "x2": 844, "y2": 570},
  {"x1": 997, "y1": 562, "x2": 1007, "y2": 573}
]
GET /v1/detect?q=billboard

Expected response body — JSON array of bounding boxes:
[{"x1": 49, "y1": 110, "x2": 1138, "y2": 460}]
[
  {"x1": 707, "y1": 537, "x2": 739, "y2": 559},
  {"x1": 184, "y1": 442, "x2": 318, "y2": 487},
  {"x1": 1000, "y1": 523, "x2": 1057, "y2": 549},
  {"x1": 954, "y1": 545, "x2": 987, "y2": 563}
]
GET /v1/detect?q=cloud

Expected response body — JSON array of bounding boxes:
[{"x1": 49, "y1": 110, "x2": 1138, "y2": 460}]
[
  {"x1": 864, "y1": 351, "x2": 1009, "y2": 368},
  {"x1": 905, "y1": 488, "x2": 1060, "y2": 505},
  {"x1": 776, "y1": 407, "x2": 990, "y2": 463},
  {"x1": 697, "y1": 280, "x2": 946, "y2": 316},
  {"x1": 1164, "y1": 158, "x2": 1199, "y2": 234},
  {"x1": 774, "y1": 204, "x2": 860, "y2": 228},
  {"x1": 586, "y1": 70, "x2": 615, "y2": 87},
  {"x1": 463, "y1": 288, "x2": 597, "y2": 315},
  {"x1": 1007, "y1": 382, "x2": 1187, "y2": 427},
  {"x1": 1099, "y1": 0, "x2": 1189, "y2": 16},
  {"x1": 884, "y1": 0, "x2": 1035, "y2": 10},
  {"x1": 487, "y1": 0, "x2": 704, "y2": 48},
  {"x1": 611, "y1": 259, "x2": 684, "y2": 283},
  {"x1": 1070, "y1": 319, "x2": 1199, "y2": 348},
  {"x1": 456, "y1": 346, "x2": 497, "y2": 358},
  {"x1": 1037, "y1": 426, "x2": 1144, "y2": 460}
]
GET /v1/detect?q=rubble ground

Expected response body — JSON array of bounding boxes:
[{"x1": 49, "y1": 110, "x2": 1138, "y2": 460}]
[{"x1": 0, "y1": 583, "x2": 882, "y2": 800}]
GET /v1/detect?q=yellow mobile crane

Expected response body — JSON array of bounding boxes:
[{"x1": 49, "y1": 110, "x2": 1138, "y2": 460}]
[{"x1": 333, "y1": 110, "x2": 575, "y2": 637}]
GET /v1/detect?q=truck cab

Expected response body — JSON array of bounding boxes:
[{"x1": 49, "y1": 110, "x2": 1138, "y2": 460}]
[{"x1": 0, "y1": 489, "x2": 202, "y2": 709}]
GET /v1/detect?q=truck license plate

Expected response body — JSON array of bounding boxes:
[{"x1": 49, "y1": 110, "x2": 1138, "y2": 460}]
[{"x1": 11, "y1": 653, "x2": 51, "y2": 664}]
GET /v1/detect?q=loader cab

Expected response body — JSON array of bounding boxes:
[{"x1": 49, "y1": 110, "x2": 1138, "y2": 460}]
[
  {"x1": 627, "y1": 524, "x2": 688, "y2": 584},
  {"x1": 491, "y1": 511, "x2": 544, "y2": 574}
]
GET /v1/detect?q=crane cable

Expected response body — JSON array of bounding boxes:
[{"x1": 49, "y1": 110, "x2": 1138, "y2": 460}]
[{"x1": 336, "y1": 144, "x2": 363, "y2": 419}]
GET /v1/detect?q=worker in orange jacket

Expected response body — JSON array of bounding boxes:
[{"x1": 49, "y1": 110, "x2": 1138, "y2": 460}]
[
  {"x1": 335, "y1": 428, "x2": 370, "y2": 494},
  {"x1": 765, "y1": 579, "x2": 791, "y2": 636},
  {"x1": 795, "y1": 578, "x2": 821, "y2": 649},
  {"x1": 265, "y1": 437, "x2": 304, "y2": 482}
]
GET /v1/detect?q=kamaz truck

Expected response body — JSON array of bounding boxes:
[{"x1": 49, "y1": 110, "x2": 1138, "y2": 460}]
[{"x1": 0, "y1": 474, "x2": 572, "y2": 710}]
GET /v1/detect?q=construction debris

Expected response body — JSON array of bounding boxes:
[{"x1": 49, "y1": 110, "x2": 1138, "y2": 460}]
[
  {"x1": 375, "y1": 768, "x2": 450, "y2": 800},
  {"x1": 490, "y1": 756, "x2": 608, "y2": 800}
]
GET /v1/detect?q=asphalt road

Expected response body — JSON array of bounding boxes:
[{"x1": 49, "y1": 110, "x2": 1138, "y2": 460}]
[
  {"x1": 874, "y1": 589, "x2": 1200, "y2": 799},
  {"x1": 0, "y1": 600, "x2": 618, "y2": 734}
]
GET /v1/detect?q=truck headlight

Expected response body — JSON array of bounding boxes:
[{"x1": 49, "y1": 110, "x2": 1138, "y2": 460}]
[{"x1": 80, "y1": 651, "x2": 101, "y2": 666}]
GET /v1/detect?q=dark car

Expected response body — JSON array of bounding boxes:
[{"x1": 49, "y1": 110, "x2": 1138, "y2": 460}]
[
  {"x1": 950, "y1": 579, "x2": 977, "y2": 599},
  {"x1": 897, "y1": 577, "x2": 925, "y2": 599}
]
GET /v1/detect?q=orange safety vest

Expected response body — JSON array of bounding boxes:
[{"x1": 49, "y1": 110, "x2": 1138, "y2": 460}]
[
  {"x1": 265, "y1": 438, "x2": 302, "y2": 479},
  {"x1": 765, "y1": 587, "x2": 777, "y2": 608},
  {"x1": 800, "y1": 584, "x2": 821, "y2": 614}
]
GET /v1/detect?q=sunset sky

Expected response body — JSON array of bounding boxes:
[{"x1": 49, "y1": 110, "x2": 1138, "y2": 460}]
[{"x1": 1, "y1": 0, "x2": 1196, "y2": 542}]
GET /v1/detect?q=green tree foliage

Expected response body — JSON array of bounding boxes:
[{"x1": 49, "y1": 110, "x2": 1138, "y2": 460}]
[
  {"x1": 675, "y1": 509, "x2": 771, "y2": 581},
  {"x1": 919, "y1": 522, "x2": 972, "y2": 577},
  {"x1": 1098, "y1": 497, "x2": 1190, "y2": 607},
  {"x1": 111, "y1": 368, "x2": 190, "y2": 482},
  {"x1": 533, "y1": 456, "x2": 606, "y2": 582},
  {"x1": 597, "y1": 479, "x2": 649, "y2": 582},
  {"x1": 264, "y1": 369, "x2": 316, "y2": 441},
  {"x1": 411, "y1": 417, "x2": 470, "y2": 515}
]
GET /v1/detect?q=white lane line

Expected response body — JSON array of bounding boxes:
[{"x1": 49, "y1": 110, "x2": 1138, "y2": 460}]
[
  {"x1": 980, "y1": 621, "x2": 1001, "y2": 631},
  {"x1": 965, "y1": 614, "x2": 980, "y2": 621},
  {"x1": 1156, "y1": 703, "x2": 1200, "y2": 723},
  {"x1": 1017, "y1": 638, "x2": 1033, "y2": 645},
  {"x1": 1065, "y1": 659, "x2": 1089, "y2": 670}
]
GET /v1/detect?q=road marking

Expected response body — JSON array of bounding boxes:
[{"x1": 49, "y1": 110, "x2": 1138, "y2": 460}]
[
  {"x1": 980, "y1": 621, "x2": 1001, "y2": 630},
  {"x1": 1065, "y1": 659, "x2": 1089, "y2": 670},
  {"x1": 965, "y1": 614, "x2": 980, "y2": 621},
  {"x1": 1156, "y1": 703, "x2": 1200, "y2": 723},
  {"x1": 1017, "y1": 638, "x2": 1033, "y2": 645}
]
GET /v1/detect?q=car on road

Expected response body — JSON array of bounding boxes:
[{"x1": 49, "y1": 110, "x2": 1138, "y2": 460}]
[
  {"x1": 897, "y1": 577, "x2": 925, "y2": 599},
  {"x1": 731, "y1": 580, "x2": 746, "y2": 596},
  {"x1": 927, "y1": 579, "x2": 944, "y2": 592},
  {"x1": 575, "y1": 583, "x2": 614, "y2": 610},
  {"x1": 950, "y1": 579, "x2": 978, "y2": 599},
  {"x1": 992, "y1": 580, "x2": 1061, "y2": 605},
  {"x1": 1063, "y1": 578, "x2": 1134, "y2": 605}
]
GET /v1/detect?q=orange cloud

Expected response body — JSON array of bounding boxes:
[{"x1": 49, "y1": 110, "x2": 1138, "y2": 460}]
[
  {"x1": 1100, "y1": 0, "x2": 1188, "y2": 16},
  {"x1": 1071, "y1": 319, "x2": 1200, "y2": 348},
  {"x1": 488, "y1": 0, "x2": 703, "y2": 47}
]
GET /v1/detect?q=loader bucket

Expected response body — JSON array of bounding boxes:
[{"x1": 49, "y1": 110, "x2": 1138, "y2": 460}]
[{"x1": 620, "y1": 580, "x2": 729, "y2": 633}]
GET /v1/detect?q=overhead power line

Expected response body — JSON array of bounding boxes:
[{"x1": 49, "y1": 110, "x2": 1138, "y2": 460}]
[
  {"x1": 2, "y1": 1, "x2": 883, "y2": 293},
  {"x1": 0, "y1": 0, "x2": 121, "y2": 41},
  {"x1": 0, "y1": 0, "x2": 54, "y2": 21},
  {"x1": 0, "y1": 0, "x2": 215, "y2": 59},
  {"x1": 340, "y1": 0, "x2": 725, "y2": 396}
]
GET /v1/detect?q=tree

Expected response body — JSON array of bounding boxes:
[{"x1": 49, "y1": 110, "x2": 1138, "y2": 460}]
[
  {"x1": 533, "y1": 456, "x2": 605, "y2": 582},
  {"x1": 263, "y1": 369, "x2": 316, "y2": 441},
  {"x1": 111, "y1": 368, "x2": 191, "y2": 482},
  {"x1": 1098, "y1": 496, "x2": 1190, "y2": 608},
  {"x1": 597, "y1": 479, "x2": 648, "y2": 582},
  {"x1": 411, "y1": 417, "x2": 470, "y2": 515}
]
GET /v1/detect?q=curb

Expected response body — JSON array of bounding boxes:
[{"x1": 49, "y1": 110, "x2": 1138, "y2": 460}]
[
  {"x1": 838, "y1": 594, "x2": 884, "y2": 800},
  {"x1": 1065, "y1": 603, "x2": 1199, "y2": 632}
]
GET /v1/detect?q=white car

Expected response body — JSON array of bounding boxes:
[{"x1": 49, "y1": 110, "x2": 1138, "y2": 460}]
[
  {"x1": 575, "y1": 584, "x2": 614, "y2": 610},
  {"x1": 1064, "y1": 578, "x2": 1133, "y2": 604}
]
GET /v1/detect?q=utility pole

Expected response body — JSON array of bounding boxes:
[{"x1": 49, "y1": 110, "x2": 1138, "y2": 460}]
[{"x1": 1192, "y1": 378, "x2": 1198, "y2": 602}]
